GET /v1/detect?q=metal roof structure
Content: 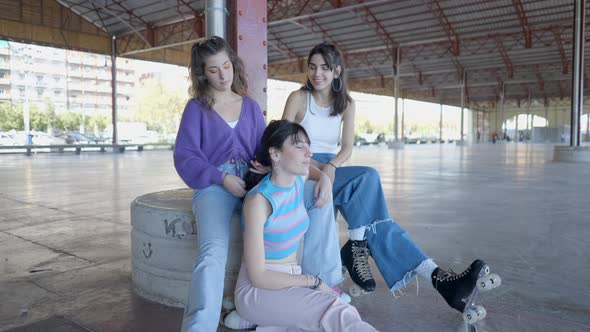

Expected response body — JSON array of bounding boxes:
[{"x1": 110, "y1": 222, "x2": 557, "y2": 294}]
[
  {"x1": 266, "y1": 0, "x2": 584, "y2": 111},
  {"x1": 27, "y1": 1, "x2": 590, "y2": 110}
]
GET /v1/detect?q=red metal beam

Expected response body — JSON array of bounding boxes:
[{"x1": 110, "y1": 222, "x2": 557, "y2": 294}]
[
  {"x1": 268, "y1": 0, "x2": 385, "y2": 24},
  {"x1": 426, "y1": 0, "x2": 460, "y2": 56},
  {"x1": 228, "y1": 0, "x2": 268, "y2": 115},
  {"x1": 534, "y1": 65, "x2": 545, "y2": 92},
  {"x1": 495, "y1": 37, "x2": 514, "y2": 79},
  {"x1": 512, "y1": 0, "x2": 532, "y2": 48},
  {"x1": 552, "y1": 28, "x2": 569, "y2": 74},
  {"x1": 351, "y1": 5, "x2": 396, "y2": 49}
]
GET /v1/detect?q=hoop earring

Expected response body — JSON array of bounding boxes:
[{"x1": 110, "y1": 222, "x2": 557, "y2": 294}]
[{"x1": 332, "y1": 77, "x2": 342, "y2": 92}]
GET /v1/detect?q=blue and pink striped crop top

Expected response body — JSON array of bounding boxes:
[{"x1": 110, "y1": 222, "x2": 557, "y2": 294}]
[{"x1": 243, "y1": 173, "x2": 310, "y2": 260}]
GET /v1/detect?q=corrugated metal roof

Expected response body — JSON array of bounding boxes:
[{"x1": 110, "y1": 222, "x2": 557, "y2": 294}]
[
  {"x1": 54, "y1": 0, "x2": 586, "y2": 109},
  {"x1": 267, "y1": 0, "x2": 582, "y2": 109}
]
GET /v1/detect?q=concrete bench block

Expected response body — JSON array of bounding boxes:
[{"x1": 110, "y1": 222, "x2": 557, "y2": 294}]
[{"x1": 130, "y1": 189, "x2": 242, "y2": 308}]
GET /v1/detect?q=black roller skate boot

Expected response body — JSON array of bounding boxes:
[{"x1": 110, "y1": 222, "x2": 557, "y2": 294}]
[
  {"x1": 431, "y1": 259, "x2": 489, "y2": 313},
  {"x1": 341, "y1": 239, "x2": 376, "y2": 293}
]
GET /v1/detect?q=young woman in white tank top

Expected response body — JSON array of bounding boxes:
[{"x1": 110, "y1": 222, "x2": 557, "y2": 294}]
[{"x1": 282, "y1": 42, "x2": 492, "y2": 321}]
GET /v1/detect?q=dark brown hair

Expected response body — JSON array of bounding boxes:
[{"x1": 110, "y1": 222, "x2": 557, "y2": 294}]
[
  {"x1": 244, "y1": 120, "x2": 310, "y2": 191},
  {"x1": 189, "y1": 36, "x2": 248, "y2": 109},
  {"x1": 301, "y1": 42, "x2": 352, "y2": 116}
]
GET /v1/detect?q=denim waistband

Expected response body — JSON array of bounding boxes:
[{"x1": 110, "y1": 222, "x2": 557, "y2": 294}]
[
  {"x1": 311, "y1": 153, "x2": 336, "y2": 164},
  {"x1": 217, "y1": 159, "x2": 248, "y2": 178}
]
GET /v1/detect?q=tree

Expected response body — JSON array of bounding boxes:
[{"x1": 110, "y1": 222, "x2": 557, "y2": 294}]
[
  {"x1": 56, "y1": 111, "x2": 82, "y2": 132},
  {"x1": 87, "y1": 114, "x2": 110, "y2": 132},
  {"x1": 0, "y1": 103, "x2": 23, "y2": 131},
  {"x1": 29, "y1": 104, "x2": 46, "y2": 132},
  {"x1": 44, "y1": 98, "x2": 57, "y2": 133},
  {"x1": 134, "y1": 79, "x2": 185, "y2": 134}
]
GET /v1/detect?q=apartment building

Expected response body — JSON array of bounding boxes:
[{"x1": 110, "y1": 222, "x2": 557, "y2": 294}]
[
  {"x1": 0, "y1": 40, "x2": 11, "y2": 102},
  {"x1": 2, "y1": 40, "x2": 136, "y2": 115}
]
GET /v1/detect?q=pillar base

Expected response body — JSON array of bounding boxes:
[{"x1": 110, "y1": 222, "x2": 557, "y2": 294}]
[
  {"x1": 387, "y1": 141, "x2": 405, "y2": 149},
  {"x1": 553, "y1": 145, "x2": 590, "y2": 162}
]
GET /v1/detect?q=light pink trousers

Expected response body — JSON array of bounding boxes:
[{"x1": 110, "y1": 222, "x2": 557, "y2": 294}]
[{"x1": 234, "y1": 263, "x2": 379, "y2": 332}]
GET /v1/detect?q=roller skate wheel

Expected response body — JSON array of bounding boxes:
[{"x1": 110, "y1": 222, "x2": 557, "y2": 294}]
[
  {"x1": 463, "y1": 308, "x2": 479, "y2": 324},
  {"x1": 349, "y1": 285, "x2": 362, "y2": 297},
  {"x1": 475, "y1": 305, "x2": 487, "y2": 320},
  {"x1": 222, "y1": 296, "x2": 235, "y2": 311},
  {"x1": 477, "y1": 278, "x2": 491, "y2": 291},
  {"x1": 489, "y1": 274, "x2": 502, "y2": 288}
]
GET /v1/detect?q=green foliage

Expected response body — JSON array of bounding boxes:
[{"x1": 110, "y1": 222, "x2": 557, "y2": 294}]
[
  {"x1": 132, "y1": 79, "x2": 185, "y2": 133},
  {"x1": 0, "y1": 103, "x2": 23, "y2": 131},
  {"x1": 87, "y1": 113, "x2": 110, "y2": 132},
  {"x1": 56, "y1": 111, "x2": 82, "y2": 132},
  {"x1": 28, "y1": 105, "x2": 47, "y2": 132}
]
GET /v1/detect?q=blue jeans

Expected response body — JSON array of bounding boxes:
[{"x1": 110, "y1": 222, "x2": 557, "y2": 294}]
[
  {"x1": 182, "y1": 162, "x2": 342, "y2": 331},
  {"x1": 313, "y1": 153, "x2": 428, "y2": 291},
  {"x1": 302, "y1": 180, "x2": 343, "y2": 285}
]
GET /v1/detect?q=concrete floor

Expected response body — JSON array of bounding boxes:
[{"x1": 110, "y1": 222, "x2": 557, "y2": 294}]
[{"x1": 1, "y1": 143, "x2": 589, "y2": 332}]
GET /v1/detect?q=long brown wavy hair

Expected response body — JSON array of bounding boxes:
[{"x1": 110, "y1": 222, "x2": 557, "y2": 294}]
[
  {"x1": 301, "y1": 42, "x2": 352, "y2": 116},
  {"x1": 188, "y1": 36, "x2": 248, "y2": 110}
]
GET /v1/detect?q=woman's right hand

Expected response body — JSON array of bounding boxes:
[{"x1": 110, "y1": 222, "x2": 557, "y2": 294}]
[{"x1": 222, "y1": 173, "x2": 247, "y2": 198}]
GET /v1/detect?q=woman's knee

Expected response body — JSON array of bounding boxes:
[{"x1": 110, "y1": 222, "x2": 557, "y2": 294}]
[
  {"x1": 197, "y1": 238, "x2": 229, "y2": 262},
  {"x1": 360, "y1": 166, "x2": 381, "y2": 183}
]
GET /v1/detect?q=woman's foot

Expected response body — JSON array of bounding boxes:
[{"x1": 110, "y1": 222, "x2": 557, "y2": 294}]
[
  {"x1": 330, "y1": 285, "x2": 352, "y2": 303},
  {"x1": 341, "y1": 239, "x2": 376, "y2": 292},
  {"x1": 223, "y1": 310, "x2": 256, "y2": 330},
  {"x1": 431, "y1": 259, "x2": 489, "y2": 312}
]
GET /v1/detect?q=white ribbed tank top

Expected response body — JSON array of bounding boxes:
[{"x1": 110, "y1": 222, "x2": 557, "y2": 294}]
[{"x1": 299, "y1": 92, "x2": 342, "y2": 154}]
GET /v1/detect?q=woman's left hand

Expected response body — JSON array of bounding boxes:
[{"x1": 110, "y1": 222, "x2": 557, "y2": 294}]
[
  {"x1": 249, "y1": 160, "x2": 271, "y2": 175},
  {"x1": 314, "y1": 172, "x2": 333, "y2": 208}
]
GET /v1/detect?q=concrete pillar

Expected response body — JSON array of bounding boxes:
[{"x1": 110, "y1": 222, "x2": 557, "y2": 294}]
[
  {"x1": 570, "y1": 0, "x2": 585, "y2": 146},
  {"x1": 460, "y1": 72, "x2": 465, "y2": 143},
  {"x1": 515, "y1": 113, "x2": 519, "y2": 143},
  {"x1": 500, "y1": 83, "x2": 505, "y2": 138},
  {"x1": 393, "y1": 48, "x2": 400, "y2": 142},
  {"x1": 111, "y1": 36, "x2": 118, "y2": 144},
  {"x1": 439, "y1": 103, "x2": 443, "y2": 142},
  {"x1": 401, "y1": 98, "x2": 405, "y2": 141}
]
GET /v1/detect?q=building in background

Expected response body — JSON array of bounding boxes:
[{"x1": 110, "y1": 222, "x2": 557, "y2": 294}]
[
  {"x1": 2, "y1": 40, "x2": 137, "y2": 132},
  {"x1": 0, "y1": 40, "x2": 12, "y2": 102}
]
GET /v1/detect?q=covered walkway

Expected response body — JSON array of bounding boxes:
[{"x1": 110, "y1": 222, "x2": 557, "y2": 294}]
[{"x1": 1, "y1": 145, "x2": 588, "y2": 331}]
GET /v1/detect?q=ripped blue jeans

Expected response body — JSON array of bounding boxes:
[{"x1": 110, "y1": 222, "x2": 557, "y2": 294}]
[{"x1": 313, "y1": 153, "x2": 428, "y2": 292}]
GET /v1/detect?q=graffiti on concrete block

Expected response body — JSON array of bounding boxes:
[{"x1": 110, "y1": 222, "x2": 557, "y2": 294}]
[
  {"x1": 164, "y1": 217, "x2": 195, "y2": 238},
  {"x1": 164, "y1": 218, "x2": 183, "y2": 237},
  {"x1": 142, "y1": 242, "x2": 153, "y2": 258}
]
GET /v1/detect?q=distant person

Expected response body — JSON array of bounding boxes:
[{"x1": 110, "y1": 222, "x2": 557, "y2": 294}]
[
  {"x1": 173, "y1": 36, "x2": 343, "y2": 332},
  {"x1": 282, "y1": 42, "x2": 488, "y2": 315}
]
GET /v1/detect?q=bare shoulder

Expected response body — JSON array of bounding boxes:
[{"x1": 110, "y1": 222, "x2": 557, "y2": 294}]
[
  {"x1": 287, "y1": 89, "x2": 306, "y2": 104},
  {"x1": 244, "y1": 193, "x2": 272, "y2": 214},
  {"x1": 283, "y1": 89, "x2": 307, "y2": 121}
]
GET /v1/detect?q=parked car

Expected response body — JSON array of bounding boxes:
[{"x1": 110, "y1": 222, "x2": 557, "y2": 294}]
[
  {"x1": 0, "y1": 132, "x2": 17, "y2": 146},
  {"x1": 12, "y1": 131, "x2": 67, "y2": 145},
  {"x1": 58, "y1": 132, "x2": 95, "y2": 144}
]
